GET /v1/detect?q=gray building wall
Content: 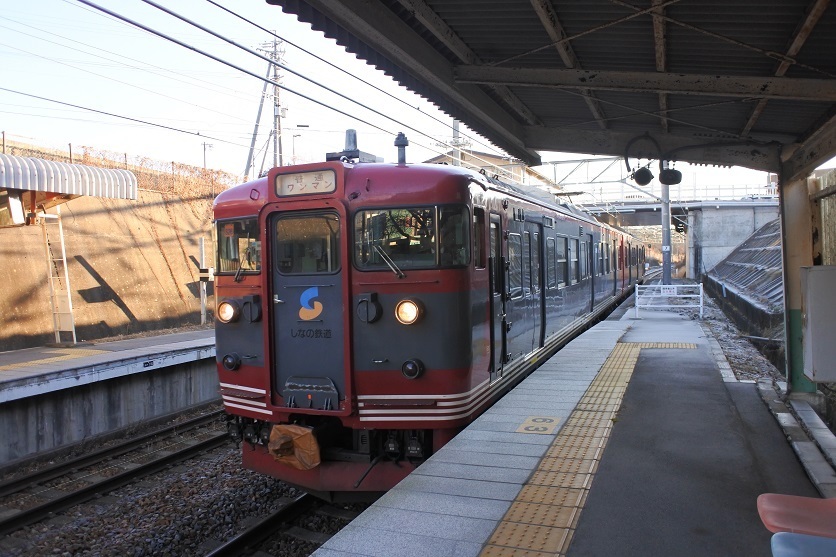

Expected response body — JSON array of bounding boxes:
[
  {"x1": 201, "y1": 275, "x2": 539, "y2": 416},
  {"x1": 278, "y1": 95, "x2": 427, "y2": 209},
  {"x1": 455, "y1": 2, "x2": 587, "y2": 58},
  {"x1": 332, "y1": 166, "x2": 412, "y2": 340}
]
[{"x1": 687, "y1": 205, "x2": 779, "y2": 278}]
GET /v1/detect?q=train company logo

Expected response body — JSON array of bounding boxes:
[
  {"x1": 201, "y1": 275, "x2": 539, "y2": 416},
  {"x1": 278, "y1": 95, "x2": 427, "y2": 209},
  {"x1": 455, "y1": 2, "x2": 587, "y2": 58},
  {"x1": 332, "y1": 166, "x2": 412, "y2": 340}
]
[{"x1": 298, "y1": 287, "x2": 323, "y2": 320}]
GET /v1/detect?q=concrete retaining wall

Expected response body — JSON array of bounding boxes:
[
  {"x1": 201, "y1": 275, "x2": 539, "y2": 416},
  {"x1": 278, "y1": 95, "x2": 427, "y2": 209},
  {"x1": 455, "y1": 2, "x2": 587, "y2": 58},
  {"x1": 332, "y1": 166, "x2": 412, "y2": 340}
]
[
  {"x1": 0, "y1": 359, "x2": 219, "y2": 469},
  {"x1": 687, "y1": 205, "x2": 779, "y2": 278}
]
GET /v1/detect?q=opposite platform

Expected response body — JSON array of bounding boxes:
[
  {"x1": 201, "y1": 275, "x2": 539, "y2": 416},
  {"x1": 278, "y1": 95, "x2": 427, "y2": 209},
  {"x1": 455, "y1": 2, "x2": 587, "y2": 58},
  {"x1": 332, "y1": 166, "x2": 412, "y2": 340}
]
[
  {"x1": 0, "y1": 329, "x2": 214, "y2": 403},
  {"x1": 313, "y1": 309, "x2": 821, "y2": 557}
]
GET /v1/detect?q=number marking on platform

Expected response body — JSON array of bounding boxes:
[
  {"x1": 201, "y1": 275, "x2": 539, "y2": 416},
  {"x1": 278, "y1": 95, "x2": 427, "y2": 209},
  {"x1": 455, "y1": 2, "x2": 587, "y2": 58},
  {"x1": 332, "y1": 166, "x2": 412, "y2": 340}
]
[{"x1": 516, "y1": 416, "x2": 561, "y2": 435}]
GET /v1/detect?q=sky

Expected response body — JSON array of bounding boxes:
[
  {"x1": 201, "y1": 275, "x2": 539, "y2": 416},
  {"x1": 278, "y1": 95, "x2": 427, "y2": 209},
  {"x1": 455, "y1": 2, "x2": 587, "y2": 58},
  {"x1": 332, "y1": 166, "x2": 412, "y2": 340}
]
[{"x1": 1, "y1": 0, "x2": 827, "y2": 193}]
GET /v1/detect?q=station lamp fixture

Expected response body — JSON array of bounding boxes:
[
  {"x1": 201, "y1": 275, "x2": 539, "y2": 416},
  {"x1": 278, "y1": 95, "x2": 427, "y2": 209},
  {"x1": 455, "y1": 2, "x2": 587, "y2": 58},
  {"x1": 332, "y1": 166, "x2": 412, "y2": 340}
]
[{"x1": 624, "y1": 133, "x2": 682, "y2": 186}]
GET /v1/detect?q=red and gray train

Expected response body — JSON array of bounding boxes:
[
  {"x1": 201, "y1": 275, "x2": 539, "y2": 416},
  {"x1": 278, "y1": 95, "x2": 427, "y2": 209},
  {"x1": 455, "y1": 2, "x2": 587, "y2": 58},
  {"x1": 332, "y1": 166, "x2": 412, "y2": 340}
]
[{"x1": 212, "y1": 135, "x2": 644, "y2": 500}]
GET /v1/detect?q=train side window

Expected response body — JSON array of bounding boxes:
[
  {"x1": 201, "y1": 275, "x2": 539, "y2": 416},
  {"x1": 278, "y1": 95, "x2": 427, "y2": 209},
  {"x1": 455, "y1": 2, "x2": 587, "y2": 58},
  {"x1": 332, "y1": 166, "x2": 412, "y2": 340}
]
[
  {"x1": 546, "y1": 238, "x2": 556, "y2": 289},
  {"x1": 490, "y1": 221, "x2": 501, "y2": 294},
  {"x1": 531, "y1": 232, "x2": 540, "y2": 294},
  {"x1": 557, "y1": 236, "x2": 568, "y2": 286},
  {"x1": 580, "y1": 241, "x2": 588, "y2": 279},
  {"x1": 523, "y1": 232, "x2": 531, "y2": 296},
  {"x1": 598, "y1": 242, "x2": 604, "y2": 276},
  {"x1": 473, "y1": 208, "x2": 486, "y2": 269},
  {"x1": 569, "y1": 238, "x2": 579, "y2": 284},
  {"x1": 216, "y1": 218, "x2": 261, "y2": 274},
  {"x1": 508, "y1": 233, "x2": 523, "y2": 298},
  {"x1": 439, "y1": 206, "x2": 470, "y2": 266}
]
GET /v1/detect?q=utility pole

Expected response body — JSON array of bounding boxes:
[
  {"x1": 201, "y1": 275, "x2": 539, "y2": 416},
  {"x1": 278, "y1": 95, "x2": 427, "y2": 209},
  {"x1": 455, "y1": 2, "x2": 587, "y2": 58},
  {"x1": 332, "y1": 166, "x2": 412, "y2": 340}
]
[
  {"x1": 452, "y1": 121, "x2": 461, "y2": 166},
  {"x1": 202, "y1": 142, "x2": 213, "y2": 169},
  {"x1": 253, "y1": 36, "x2": 285, "y2": 172},
  {"x1": 661, "y1": 161, "x2": 672, "y2": 284}
]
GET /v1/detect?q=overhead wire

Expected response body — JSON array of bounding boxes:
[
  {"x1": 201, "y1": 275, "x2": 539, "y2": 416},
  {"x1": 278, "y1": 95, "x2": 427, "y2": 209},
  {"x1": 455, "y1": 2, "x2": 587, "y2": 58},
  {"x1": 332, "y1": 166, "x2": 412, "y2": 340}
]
[
  {"x1": 0, "y1": 14, "x2": 260, "y2": 103},
  {"x1": 0, "y1": 37, "x2": 253, "y2": 127},
  {"x1": 202, "y1": 0, "x2": 507, "y2": 159},
  {"x1": 137, "y1": 0, "x2": 515, "y2": 177},
  {"x1": 0, "y1": 86, "x2": 249, "y2": 148},
  {"x1": 74, "y1": 0, "x2": 520, "y2": 180}
]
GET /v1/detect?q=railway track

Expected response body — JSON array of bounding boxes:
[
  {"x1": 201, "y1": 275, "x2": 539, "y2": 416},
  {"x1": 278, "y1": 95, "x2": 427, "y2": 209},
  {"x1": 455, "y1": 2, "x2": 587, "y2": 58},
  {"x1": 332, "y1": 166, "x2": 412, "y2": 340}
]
[
  {"x1": 0, "y1": 409, "x2": 229, "y2": 536},
  {"x1": 205, "y1": 494, "x2": 364, "y2": 557},
  {"x1": 205, "y1": 493, "x2": 317, "y2": 556}
]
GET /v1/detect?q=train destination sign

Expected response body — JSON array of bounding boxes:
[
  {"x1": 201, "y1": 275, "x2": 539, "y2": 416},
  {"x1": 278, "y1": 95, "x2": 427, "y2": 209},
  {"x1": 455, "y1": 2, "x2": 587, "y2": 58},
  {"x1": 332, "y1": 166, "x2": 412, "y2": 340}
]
[{"x1": 276, "y1": 170, "x2": 336, "y2": 196}]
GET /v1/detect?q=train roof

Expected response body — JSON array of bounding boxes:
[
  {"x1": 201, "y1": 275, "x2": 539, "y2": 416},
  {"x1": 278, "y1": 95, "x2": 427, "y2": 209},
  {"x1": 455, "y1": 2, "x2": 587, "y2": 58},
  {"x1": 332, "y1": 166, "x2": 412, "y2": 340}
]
[{"x1": 213, "y1": 161, "x2": 628, "y2": 237}]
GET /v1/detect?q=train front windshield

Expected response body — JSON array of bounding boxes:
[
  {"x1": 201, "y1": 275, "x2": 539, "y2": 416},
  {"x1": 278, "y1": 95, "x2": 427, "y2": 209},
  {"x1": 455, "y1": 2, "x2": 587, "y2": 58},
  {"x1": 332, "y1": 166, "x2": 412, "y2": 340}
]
[{"x1": 354, "y1": 205, "x2": 470, "y2": 270}]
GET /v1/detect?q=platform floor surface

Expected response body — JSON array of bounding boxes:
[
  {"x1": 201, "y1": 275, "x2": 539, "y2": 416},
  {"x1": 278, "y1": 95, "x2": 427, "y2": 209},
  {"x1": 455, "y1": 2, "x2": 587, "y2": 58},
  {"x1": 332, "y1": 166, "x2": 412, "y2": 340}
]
[
  {"x1": 0, "y1": 329, "x2": 213, "y2": 379},
  {"x1": 314, "y1": 310, "x2": 819, "y2": 557}
]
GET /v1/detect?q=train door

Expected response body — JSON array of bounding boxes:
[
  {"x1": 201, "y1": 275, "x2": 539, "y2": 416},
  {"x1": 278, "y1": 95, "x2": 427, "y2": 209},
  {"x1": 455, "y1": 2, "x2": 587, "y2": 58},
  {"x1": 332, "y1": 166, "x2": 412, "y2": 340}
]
[
  {"x1": 627, "y1": 241, "x2": 633, "y2": 284},
  {"x1": 270, "y1": 210, "x2": 345, "y2": 410},
  {"x1": 489, "y1": 215, "x2": 506, "y2": 381}
]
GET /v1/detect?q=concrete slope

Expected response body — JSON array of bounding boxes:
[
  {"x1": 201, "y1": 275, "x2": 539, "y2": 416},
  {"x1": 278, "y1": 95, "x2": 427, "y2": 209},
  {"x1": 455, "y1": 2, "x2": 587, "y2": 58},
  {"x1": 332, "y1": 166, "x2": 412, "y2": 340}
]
[{"x1": 0, "y1": 190, "x2": 214, "y2": 351}]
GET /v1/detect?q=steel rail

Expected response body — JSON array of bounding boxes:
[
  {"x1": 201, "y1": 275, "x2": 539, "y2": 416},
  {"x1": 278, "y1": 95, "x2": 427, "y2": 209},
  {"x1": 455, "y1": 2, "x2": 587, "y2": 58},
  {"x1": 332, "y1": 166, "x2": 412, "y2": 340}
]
[
  {"x1": 0, "y1": 432, "x2": 230, "y2": 536},
  {"x1": 204, "y1": 493, "x2": 318, "y2": 557},
  {"x1": 0, "y1": 409, "x2": 225, "y2": 499}
]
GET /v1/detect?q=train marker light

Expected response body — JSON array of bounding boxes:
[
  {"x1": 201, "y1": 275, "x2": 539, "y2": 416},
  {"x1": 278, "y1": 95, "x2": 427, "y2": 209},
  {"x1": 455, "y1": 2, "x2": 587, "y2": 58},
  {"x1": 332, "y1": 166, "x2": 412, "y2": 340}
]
[
  {"x1": 395, "y1": 299, "x2": 423, "y2": 325},
  {"x1": 401, "y1": 359, "x2": 425, "y2": 379},
  {"x1": 217, "y1": 300, "x2": 241, "y2": 323},
  {"x1": 222, "y1": 353, "x2": 242, "y2": 371}
]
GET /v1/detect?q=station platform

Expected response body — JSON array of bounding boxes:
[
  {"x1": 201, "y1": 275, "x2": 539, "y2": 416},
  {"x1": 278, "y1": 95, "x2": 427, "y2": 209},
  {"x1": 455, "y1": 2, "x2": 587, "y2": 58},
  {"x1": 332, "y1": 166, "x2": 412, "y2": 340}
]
[
  {"x1": 313, "y1": 307, "x2": 836, "y2": 557},
  {"x1": 0, "y1": 329, "x2": 216, "y2": 467},
  {"x1": 0, "y1": 329, "x2": 214, "y2": 403}
]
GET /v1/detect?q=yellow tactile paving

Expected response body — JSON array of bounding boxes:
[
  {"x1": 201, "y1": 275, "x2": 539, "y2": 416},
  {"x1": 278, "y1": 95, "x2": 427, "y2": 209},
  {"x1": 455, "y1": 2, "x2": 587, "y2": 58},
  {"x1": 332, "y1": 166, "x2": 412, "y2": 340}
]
[
  {"x1": 479, "y1": 342, "x2": 695, "y2": 556},
  {"x1": 504, "y1": 502, "x2": 581, "y2": 529},
  {"x1": 0, "y1": 349, "x2": 108, "y2": 372},
  {"x1": 488, "y1": 522, "x2": 572, "y2": 553}
]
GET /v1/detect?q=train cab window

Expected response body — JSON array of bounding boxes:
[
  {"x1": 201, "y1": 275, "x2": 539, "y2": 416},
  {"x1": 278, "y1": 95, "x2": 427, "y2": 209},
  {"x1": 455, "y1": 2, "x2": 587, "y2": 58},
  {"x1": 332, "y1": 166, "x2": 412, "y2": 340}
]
[
  {"x1": 275, "y1": 213, "x2": 340, "y2": 275},
  {"x1": 508, "y1": 233, "x2": 523, "y2": 298},
  {"x1": 353, "y1": 205, "x2": 470, "y2": 270},
  {"x1": 557, "y1": 236, "x2": 568, "y2": 286},
  {"x1": 216, "y1": 218, "x2": 261, "y2": 274},
  {"x1": 546, "y1": 238, "x2": 556, "y2": 289},
  {"x1": 473, "y1": 208, "x2": 486, "y2": 269}
]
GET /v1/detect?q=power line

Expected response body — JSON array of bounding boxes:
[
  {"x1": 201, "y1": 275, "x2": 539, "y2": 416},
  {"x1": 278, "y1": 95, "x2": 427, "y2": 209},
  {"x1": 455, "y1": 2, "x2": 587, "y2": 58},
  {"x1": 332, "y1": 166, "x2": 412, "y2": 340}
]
[
  {"x1": 0, "y1": 14, "x2": 259, "y2": 104},
  {"x1": 0, "y1": 86, "x2": 248, "y2": 147},
  {"x1": 203, "y1": 0, "x2": 507, "y2": 159},
  {"x1": 137, "y1": 0, "x2": 471, "y2": 160},
  {"x1": 56, "y1": 0, "x2": 520, "y2": 181},
  {"x1": 131, "y1": 0, "x2": 519, "y2": 179}
]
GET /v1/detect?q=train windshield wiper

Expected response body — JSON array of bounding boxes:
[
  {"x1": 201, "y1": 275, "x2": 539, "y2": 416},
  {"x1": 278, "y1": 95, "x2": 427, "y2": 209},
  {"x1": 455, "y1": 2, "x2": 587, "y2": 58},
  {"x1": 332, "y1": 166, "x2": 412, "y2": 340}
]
[{"x1": 373, "y1": 245, "x2": 405, "y2": 278}]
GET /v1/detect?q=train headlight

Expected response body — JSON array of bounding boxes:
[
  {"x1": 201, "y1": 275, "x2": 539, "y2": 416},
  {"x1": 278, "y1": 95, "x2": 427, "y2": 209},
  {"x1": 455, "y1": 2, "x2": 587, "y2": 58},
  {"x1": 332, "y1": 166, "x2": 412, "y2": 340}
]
[
  {"x1": 217, "y1": 300, "x2": 241, "y2": 323},
  {"x1": 395, "y1": 299, "x2": 423, "y2": 325}
]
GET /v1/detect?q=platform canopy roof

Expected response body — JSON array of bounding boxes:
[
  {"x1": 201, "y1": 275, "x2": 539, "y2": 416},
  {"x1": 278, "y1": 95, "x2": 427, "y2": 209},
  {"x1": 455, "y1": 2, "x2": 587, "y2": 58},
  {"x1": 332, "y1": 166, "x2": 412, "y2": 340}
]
[
  {"x1": 268, "y1": 0, "x2": 836, "y2": 182},
  {"x1": 0, "y1": 154, "x2": 137, "y2": 201}
]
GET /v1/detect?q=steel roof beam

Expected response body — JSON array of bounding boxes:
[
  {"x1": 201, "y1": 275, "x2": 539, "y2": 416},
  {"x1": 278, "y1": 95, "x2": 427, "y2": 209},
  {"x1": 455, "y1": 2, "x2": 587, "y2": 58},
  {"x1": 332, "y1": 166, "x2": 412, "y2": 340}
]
[
  {"x1": 652, "y1": 0, "x2": 669, "y2": 133},
  {"x1": 288, "y1": 0, "x2": 541, "y2": 165},
  {"x1": 524, "y1": 126, "x2": 781, "y2": 172},
  {"x1": 529, "y1": 0, "x2": 608, "y2": 130},
  {"x1": 455, "y1": 66, "x2": 836, "y2": 101},
  {"x1": 782, "y1": 113, "x2": 836, "y2": 182},
  {"x1": 740, "y1": 0, "x2": 831, "y2": 136},
  {"x1": 394, "y1": 0, "x2": 541, "y2": 127}
]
